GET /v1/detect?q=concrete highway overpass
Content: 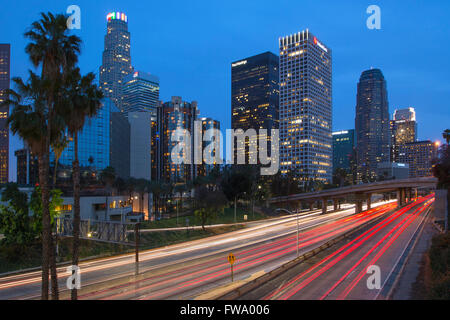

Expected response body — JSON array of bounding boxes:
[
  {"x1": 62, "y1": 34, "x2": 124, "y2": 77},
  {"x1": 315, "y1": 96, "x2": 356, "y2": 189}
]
[{"x1": 270, "y1": 177, "x2": 438, "y2": 214}]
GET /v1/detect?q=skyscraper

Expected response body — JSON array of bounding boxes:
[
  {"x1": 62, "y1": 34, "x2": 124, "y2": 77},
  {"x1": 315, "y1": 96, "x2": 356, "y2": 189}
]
[
  {"x1": 196, "y1": 117, "x2": 221, "y2": 177},
  {"x1": 99, "y1": 12, "x2": 133, "y2": 110},
  {"x1": 122, "y1": 71, "x2": 160, "y2": 115},
  {"x1": 129, "y1": 112, "x2": 151, "y2": 180},
  {"x1": 279, "y1": 30, "x2": 333, "y2": 184},
  {"x1": 15, "y1": 147, "x2": 38, "y2": 186},
  {"x1": 231, "y1": 52, "x2": 279, "y2": 164},
  {"x1": 157, "y1": 97, "x2": 199, "y2": 182},
  {"x1": 390, "y1": 107, "x2": 417, "y2": 162},
  {"x1": 0, "y1": 44, "x2": 10, "y2": 183},
  {"x1": 355, "y1": 68, "x2": 390, "y2": 182},
  {"x1": 332, "y1": 130, "x2": 355, "y2": 172},
  {"x1": 398, "y1": 140, "x2": 438, "y2": 178}
]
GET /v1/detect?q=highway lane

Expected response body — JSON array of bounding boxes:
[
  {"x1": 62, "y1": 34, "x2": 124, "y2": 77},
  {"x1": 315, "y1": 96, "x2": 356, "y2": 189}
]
[
  {"x1": 0, "y1": 201, "x2": 393, "y2": 300},
  {"x1": 242, "y1": 195, "x2": 434, "y2": 300},
  {"x1": 71, "y1": 202, "x2": 394, "y2": 300}
]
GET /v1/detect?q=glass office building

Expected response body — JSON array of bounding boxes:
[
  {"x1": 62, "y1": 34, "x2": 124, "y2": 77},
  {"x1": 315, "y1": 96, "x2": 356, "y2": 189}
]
[
  {"x1": 355, "y1": 68, "x2": 390, "y2": 182},
  {"x1": 390, "y1": 107, "x2": 417, "y2": 162},
  {"x1": 156, "y1": 97, "x2": 199, "y2": 182},
  {"x1": 122, "y1": 71, "x2": 160, "y2": 115},
  {"x1": 398, "y1": 141, "x2": 438, "y2": 178},
  {"x1": 332, "y1": 130, "x2": 355, "y2": 172},
  {"x1": 231, "y1": 51, "x2": 279, "y2": 165},
  {"x1": 279, "y1": 30, "x2": 333, "y2": 184},
  {"x1": 51, "y1": 98, "x2": 130, "y2": 178},
  {"x1": 0, "y1": 44, "x2": 10, "y2": 183},
  {"x1": 99, "y1": 12, "x2": 133, "y2": 110},
  {"x1": 196, "y1": 117, "x2": 221, "y2": 177}
]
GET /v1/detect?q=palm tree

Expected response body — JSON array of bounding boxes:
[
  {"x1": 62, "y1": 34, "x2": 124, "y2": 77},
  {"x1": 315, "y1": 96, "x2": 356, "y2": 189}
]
[
  {"x1": 60, "y1": 67, "x2": 102, "y2": 300},
  {"x1": 3, "y1": 72, "x2": 66, "y2": 300},
  {"x1": 149, "y1": 181, "x2": 163, "y2": 220},
  {"x1": 51, "y1": 135, "x2": 68, "y2": 187},
  {"x1": 135, "y1": 179, "x2": 150, "y2": 215},
  {"x1": 19, "y1": 11, "x2": 81, "y2": 300},
  {"x1": 174, "y1": 183, "x2": 187, "y2": 215},
  {"x1": 125, "y1": 177, "x2": 137, "y2": 201},
  {"x1": 100, "y1": 166, "x2": 116, "y2": 220}
]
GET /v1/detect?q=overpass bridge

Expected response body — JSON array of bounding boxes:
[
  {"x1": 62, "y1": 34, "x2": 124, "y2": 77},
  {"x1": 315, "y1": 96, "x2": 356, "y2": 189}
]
[{"x1": 270, "y1": 177, "x2": 437, "y2": 214}]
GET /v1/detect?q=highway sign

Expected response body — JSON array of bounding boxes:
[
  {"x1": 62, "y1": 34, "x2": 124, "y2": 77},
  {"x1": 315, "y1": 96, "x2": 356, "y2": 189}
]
[
  {"x1": 228, "y1": 253, "x2": 236, "y2": 265},
  {"x1": 228, "y1": 253, "x2": 236, "y2": 282}
]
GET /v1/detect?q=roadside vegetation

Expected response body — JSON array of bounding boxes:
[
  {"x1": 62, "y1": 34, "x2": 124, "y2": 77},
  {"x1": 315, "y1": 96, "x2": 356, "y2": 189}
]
[{"x1": 426, "y1": 232, "x2": 450, "y2": 299}]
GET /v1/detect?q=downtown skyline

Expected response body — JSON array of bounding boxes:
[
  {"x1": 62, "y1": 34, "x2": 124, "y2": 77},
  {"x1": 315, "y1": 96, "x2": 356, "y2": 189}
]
[{"x1": 2, "y1": 0, "x2": 449, "y2": 180}]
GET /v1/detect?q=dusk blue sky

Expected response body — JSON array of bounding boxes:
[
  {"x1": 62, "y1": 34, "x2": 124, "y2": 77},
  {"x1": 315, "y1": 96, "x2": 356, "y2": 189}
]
[{"x1": 2, "y1": 0, "x2": 449, "y2": 181}]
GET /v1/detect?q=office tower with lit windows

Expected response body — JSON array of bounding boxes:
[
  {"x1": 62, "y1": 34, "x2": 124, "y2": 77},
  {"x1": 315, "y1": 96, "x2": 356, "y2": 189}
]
[
  {"x1": 398, "y1": 140, "x2": 438, "y2": 178},
  {"x1": 355, "y1": 68, "x2": 390, "y2": 182},
  {"x1": 231, "y1": 51, "x2": 279, "y2": 165},
  {"x1": 0, "y1": 44, "x2": 10, "y2": 183},
  {"x1": 157, "y1": 97, "x2": 199, "y2": 182},
  {"x1": 99, "y1": 12, "x2": 133, "y2": 110},
  {"x1": 390, "y1": 107, "x2": 417, "y2": 162},
  {"x1": 279, "y1": 30, "x2": 332, "y2": 184},
  {"x1": 122, "y1": 71, "x2": 160, "y2": 115},
  {"x1": 332, "y1": 129, "x2": 355, "y2": 172},
  {"x1": 196, "y1": 117, "x2": 221, "y2": 177}
]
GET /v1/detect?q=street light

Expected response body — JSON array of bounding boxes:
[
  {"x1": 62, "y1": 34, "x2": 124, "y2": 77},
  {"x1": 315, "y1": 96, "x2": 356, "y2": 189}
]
[{"x1": 276, "y1": 208, "x2": 300, "y2": 257}]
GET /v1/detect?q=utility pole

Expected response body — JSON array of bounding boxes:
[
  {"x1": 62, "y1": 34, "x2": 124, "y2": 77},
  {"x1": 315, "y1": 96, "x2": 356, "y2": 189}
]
[{"x1": 234, "y1": 197, "x2": 237, "y2": 224}]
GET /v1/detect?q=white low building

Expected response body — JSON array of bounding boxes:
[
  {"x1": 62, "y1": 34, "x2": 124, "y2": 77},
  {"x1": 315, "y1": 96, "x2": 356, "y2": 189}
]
[{"x1": 58, "y1": 195, "x2": 135, "y2": 222}]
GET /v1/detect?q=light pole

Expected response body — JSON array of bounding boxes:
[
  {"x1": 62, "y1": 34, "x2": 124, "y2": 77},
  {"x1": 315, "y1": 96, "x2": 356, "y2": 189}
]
[{"x1": 276, "y1": 208, "x2": 300, "y2": 257}]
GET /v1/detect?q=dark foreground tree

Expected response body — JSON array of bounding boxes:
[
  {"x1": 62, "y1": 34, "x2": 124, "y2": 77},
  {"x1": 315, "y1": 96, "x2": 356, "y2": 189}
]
[
  {"x1": 61, "y1": 67, "x2": 102, "y2": 300},
  {"x1": 194, "y1": 186, "x2": 227, "y2": 231}
]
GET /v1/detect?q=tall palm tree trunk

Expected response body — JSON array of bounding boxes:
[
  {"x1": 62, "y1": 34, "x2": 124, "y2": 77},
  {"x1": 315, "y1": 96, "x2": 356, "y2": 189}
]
[
  {"x1": 38, "y1": 154, "x2": 51, "y2": 300},
  {"x1": 47, "y1": 98, "x2": 59, "y2": 300},
  {"x1": 53, "y1": 158, "x2": 59, "y2": 188},
  {"x1": 49, "y1": 232, "x2": 59, "y2": 300},
  {"x1": 71, "y1": 132, "x2": 81, "y2": 300}
]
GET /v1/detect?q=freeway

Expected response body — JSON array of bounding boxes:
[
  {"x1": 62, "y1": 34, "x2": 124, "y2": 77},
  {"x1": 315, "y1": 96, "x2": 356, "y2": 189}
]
[
  {"x1": 0, "y1": 201, "x2": 395, "y2": 300},
  {"x1": 240, "y1": 195, "x2": 434, "y2": 300}
]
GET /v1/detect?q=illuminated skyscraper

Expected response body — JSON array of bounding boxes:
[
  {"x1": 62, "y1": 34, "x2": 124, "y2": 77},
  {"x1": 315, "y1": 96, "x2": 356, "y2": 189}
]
[
  {"x1": 390, "y1": 107, "x2": 417, "y2": 162},
  {"x1": 122, "y1": 71, "x2": 160, "y2": 115},
  {"x1": 99, "y1": 12, "x2": 133, "y2": 110},
  {"x1": 355, "y1": 68, "x2": 390, "y2": 182},
  {"x1": 279, "y1": 30, "x2": 333, "y2": 184},
  {"x1": 0, "y1": 44, "x2": 10, "y2": 183},
  {"x1": 332, "y1": 129, "x2": 355, "y2": 172},
  {"x1": 196, "y1": 117, "x2": 221, "y2": 177},
  {"x1": 231, "y1": 52, "x2": 279, "y2": 165},
  {"x1": 398, "y1": 141, "x2": 438, "y2": 178},
  {"x1": 157, "y1": 97, "x2": 199, "y2": 182}
]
